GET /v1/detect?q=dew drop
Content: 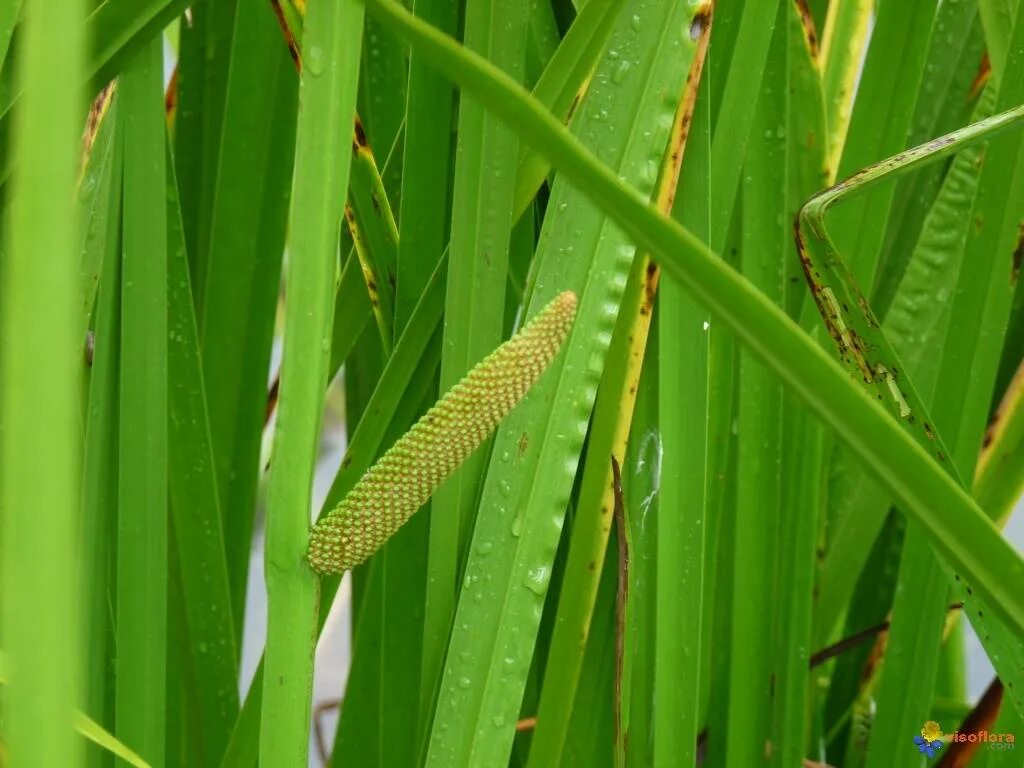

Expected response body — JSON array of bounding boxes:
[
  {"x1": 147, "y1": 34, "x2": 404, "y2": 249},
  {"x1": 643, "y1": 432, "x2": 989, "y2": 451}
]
[
  {"x1": 524, "y1": 565, "x2": 551, "y2": 595},
  {"x1": 307, "y1": 46, "x2": 325, "y2": 76},
  {"x1": 612, "y1": 60, "x2": 631, "y2": 84}
]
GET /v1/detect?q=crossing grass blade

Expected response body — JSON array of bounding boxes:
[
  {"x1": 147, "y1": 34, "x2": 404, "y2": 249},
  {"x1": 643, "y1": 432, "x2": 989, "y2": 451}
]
[
  {"x1": 197, "y1": 1, "x2": 298, "y2": 633},
  {"x1": 166, "y1": 148, "x2": 239, "y2": 764},
  {"x1": 115, "y1": 35, "x2": 169, "y2": 767},
  {"x1": 79, "y1": 114, "x2": 123, "y2": 767}
]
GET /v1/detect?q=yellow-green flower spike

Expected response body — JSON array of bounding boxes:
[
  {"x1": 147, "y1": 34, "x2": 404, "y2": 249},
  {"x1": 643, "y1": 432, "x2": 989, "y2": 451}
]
[{"x1": 307, "y1": 290, "x2": 578, "y2": 574}]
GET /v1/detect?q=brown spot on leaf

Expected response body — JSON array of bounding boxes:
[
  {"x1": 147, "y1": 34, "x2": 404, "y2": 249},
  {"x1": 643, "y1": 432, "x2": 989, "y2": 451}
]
[
  {"x1": 84, "y1": 331, "x2": 96, "y2": 367},
  {"x1": 689, "y1": 2, "x2": 713, "y2": 42},
  {"x1": 969, "y1": 52, "x2": 991, "y2": 100},
  {"x1": 642, "y1": 259, "x2": 661, "y2": 314},
  {"x1": 793, "y1": 0, "x2": 820, "y2": 58},
  {"x1": 269, "y1": 0, "x2": 301, "y2": 72},
  {"x1": 353, "y1": 116, "x2": 368, "y2": 153}
]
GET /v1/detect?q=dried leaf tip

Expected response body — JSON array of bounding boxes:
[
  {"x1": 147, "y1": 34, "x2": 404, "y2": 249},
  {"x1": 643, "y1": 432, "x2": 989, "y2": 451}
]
[{"x1": 307, "y1": 290, "x2": 578, "y2": 573}]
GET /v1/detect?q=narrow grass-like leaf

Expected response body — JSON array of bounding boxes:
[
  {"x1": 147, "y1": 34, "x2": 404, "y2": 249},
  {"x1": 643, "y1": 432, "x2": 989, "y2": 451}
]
[
  {"x1": 329, "y1": 245, "x2": 373, "y2": 376},
  {"x1": 651, "y1": 11, "x2": 714, "y2": 768},
  {"x1": 76, "y1": 88, "x2": 119, "y2": 350},
  {"x1": 116, "y1": 35, "x2": 168, "y2": 766},
  {"x1": 706, "y1": 0, "x2": 780, "y2": 246},
  {"x1": 529, "y1": 9, "x2": 707, "y2": 762},
  {"x1": 826, "y1": 0, "x2": 938, "y2": 288},
  {"x1": 258, "y1": 0, "x2": 363, "y2": 763},
  {"x1": 728, "y1": 10, "x2": 787, "y2": 763},
  {"x1": 394, "y1": 0, "x2": 457, "y2": 330},
  {"x1": 422, "y1": 0, "x2": 530, "y2": 726},
  {"x1": 528, "y1": 250, "x2": 656, "y2": 767},
  {"x1": 358, "y1": 11, "x2": 406, "y2": 168},
  {"x1": 620, "y1": 355, "x2": 660, "y2": 767},
  {"x1": 772, "y1": 6, "x2": 829, "y2": 764},
  {"x1": 980, "y1": 0, "x2": 1017, "y2": 77},
  {"x1": 166, "y1": 146, "x2": 239, "y2": 765},
  {"x1": 559, "y1": 542, "x2": 618, "y2": 767},
  {"x1": 0, "y1": 0, "x2": 84, "y2": 764},
  {"x1": 79, "y1": 116, "x2": 122, "y2": 762},
  {"x1": 511, "y1": 0, "x2": 627, "y2": 218},
  {"x1": 172, "y1": 0, "x2": 239, "y2": 302},
  {"x1": 862, "y1": 532, "x2": 947, "y2": 768},
  {"x1": 366, "y1": 0, "x2": 1024, "y2": 638},
  {"x1": 426, "y1": 1, "x2": 692, "y2": 762},
  {"x1": 975, "y1": 360, "x2": 1024, "y2": 525},
  {"x1": 819, "y1": 0, "x2": 871, "y2": 178},
  {"x1": 199, "y1": 3, "x2": 297, "y2": 631},
  {"x1": 347, "y1": 130, "x2": 399, "y2": 350},
  {"x1": 873, "y1": 0, "x2": 983, "y2": 313}
]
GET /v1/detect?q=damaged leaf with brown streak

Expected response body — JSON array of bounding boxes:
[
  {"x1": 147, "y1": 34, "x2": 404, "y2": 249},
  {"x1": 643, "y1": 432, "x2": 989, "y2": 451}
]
[
  {"x1": 796, "y1": 101, "x2": 1024, "y2": 724},
  {"x1": 796, "y1": 102, "x2": 1024, "y2": 468}
]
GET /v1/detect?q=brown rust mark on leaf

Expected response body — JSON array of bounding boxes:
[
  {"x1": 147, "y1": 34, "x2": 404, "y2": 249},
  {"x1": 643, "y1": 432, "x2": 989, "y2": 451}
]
[
  {"x1": 80, "y1": 83, "x2": 116, "y2": 180},
  {"x1": 938, "y1": 678, "x2": 1003, "y2": 768},
  {"x1": 517, "y1": 431, "x2": 529, "y2": 457},
  {"x1": 969, "y1": 52, "x2": 991, "y2": 101},
  {"x1": 84, "y1": 331, "x2": 96, "y2": 367},
  {"x1": 265, "y1": 374, "x2": 281, "y2": 424},
  {"x1": 164, "y1": 66, "x2": 178, "y2": 121},
  {"x1": 979, "y1": 358, "x2": 1024, "y2": 482},
  {"x1": 689, "y1": 1, "x2": 713, "y2": 42},
  {"x1": 659, "y1": 1, "x2": 713, "y2": 212},
  {"x1": 352, "y1": 115, "x2": 369, "y2": 154},
  {"x1": 640, "y1": 258, "x2": 660, "y2": 317},
  {"x1": 270, "y1": 0, "x2": 302, "y2": 72},
  {"x1": 793, "y1": 0, "x2": 820, "y2": 59}
]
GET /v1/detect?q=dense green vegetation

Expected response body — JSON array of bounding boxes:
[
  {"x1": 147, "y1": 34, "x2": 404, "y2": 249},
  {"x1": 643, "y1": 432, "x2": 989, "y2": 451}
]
[{"x1": 1, "y1": 0, "x2": 1023, "y2": 766}]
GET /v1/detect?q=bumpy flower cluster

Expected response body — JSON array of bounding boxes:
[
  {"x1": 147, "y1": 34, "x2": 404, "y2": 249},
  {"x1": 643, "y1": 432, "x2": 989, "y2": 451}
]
[{"x1": 307, "y1": 291, "x2": 577, "y2": 573}]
